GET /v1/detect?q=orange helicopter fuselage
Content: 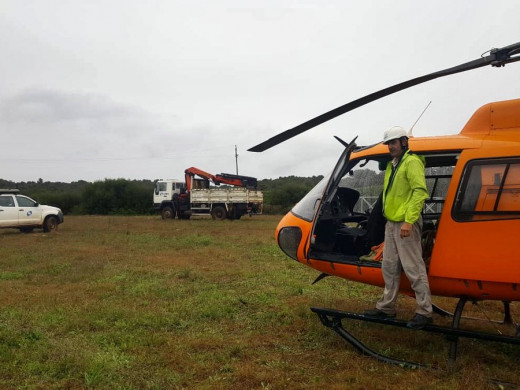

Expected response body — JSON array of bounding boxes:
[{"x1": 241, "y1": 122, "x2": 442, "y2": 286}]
[{"x1": 275, "y1": 98, "x2": 520, "y2": 302}]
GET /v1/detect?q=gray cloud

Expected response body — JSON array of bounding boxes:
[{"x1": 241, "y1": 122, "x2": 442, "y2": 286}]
[
  {"x1": 1, "y1": 89, "x2": 145, "y2": 125},
  {"x1": 1, "y1": 1, "x2": 520, "y2": 183}
]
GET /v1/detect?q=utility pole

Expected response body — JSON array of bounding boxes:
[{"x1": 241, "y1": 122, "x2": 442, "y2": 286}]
[{"x1": 235, "y1": 145, "x2": 239, "y2": 175}]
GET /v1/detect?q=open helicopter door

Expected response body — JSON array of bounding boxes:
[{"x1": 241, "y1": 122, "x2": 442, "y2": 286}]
[{"x1": 306, "y1": 137, "x2": 377, "y2": 263}]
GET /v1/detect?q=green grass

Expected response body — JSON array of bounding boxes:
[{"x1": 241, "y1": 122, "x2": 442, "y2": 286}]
[{"x1": 0, "y1": 215, "x2": 519, "y2": 389}]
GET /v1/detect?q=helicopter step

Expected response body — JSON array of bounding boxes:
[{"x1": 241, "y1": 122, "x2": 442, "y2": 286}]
[{"x1": 311, "y1": 297, "x2": 520, "y2": 369}]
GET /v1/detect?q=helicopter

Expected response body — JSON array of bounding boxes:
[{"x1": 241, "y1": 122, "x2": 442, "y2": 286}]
[{"x1": 249, "y1": 41, "x2": 520, "y2": 368}]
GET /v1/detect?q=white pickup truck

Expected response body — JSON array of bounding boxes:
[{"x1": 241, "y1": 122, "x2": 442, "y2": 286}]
[{"x1": 0, "y1": 189, "x2": 64, "y2": 233}]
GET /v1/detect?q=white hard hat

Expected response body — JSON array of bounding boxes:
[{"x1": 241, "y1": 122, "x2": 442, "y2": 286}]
[{"x1": 383, "y1": 126, "x2": 408, "y2": 144}]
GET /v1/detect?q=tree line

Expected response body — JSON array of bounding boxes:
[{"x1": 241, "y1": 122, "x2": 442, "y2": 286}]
[{"x1": 0, "y1": 176, "x2": 324, "y2": 215}]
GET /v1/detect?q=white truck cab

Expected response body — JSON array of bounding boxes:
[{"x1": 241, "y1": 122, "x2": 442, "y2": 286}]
[
  {"x1": 0, "y1": 189, "x2": 64, "y2": 233},
  {"x1": 153, "y1": 179, "x2": 185, "y2": 206}
]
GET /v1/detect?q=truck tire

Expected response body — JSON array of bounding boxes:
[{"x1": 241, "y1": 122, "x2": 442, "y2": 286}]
[
  {"x1": 226, "y1": 206, "x2": 236, "y2": 220},
  {"x1": 211, "y1": 206, "x2": 227, "y2": 220},
  {"x1": 227, "y1": 208, "x2": 242, "y2": 220},
  {"x1": 177, "y1": 211, "x2": 191, "y2": 220},
  {"x1": 43, "y1": 216, "x2": 58, "y2": 232},
  {"x1": 161, "y1": 207, "x2": 175, "y2": 219}
]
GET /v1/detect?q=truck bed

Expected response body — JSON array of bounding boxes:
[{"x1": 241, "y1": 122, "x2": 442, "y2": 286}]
[{"x1": 190, "y1": 187, "x2": 263, "y2": 204}]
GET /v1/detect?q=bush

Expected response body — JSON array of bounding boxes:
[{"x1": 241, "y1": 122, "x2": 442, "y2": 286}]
[
  {"x1": 82, "y1": 179, "x2": 152, "y2": 215},
  {"x1": 1, "y1": 176, "x2": 324, "y2": 216}
]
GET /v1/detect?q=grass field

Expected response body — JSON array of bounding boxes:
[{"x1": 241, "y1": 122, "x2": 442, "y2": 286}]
[{"x1": 1, "y1": 215, "x2": 519, "y2": 389}]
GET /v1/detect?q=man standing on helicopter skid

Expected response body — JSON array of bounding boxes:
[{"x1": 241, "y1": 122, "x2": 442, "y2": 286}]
[{"x1": 364, "y1": 126, "x2": 433, "y2": 329}]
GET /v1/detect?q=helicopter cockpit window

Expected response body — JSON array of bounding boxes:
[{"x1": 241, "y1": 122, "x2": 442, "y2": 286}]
[
  {"x1": 454, "y1": 158, "x2": 520, "y2": 221},
  {"x1": 340, "y1": 159, "x2": 385, "y2": 214}
]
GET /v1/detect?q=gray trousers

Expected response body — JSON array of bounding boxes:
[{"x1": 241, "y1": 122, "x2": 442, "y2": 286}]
[{"x1": 375, "y1": 217, "x2": 432, "y2": 317}]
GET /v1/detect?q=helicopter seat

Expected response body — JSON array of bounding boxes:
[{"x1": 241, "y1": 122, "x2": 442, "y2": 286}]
[
  {"x1": 330, "y1": 187, "x2": 364, "y2": 255},
  {"x1": 332, "y1": 187, "x2": 364, "y2": 221},
  {"x1": 334, "y1": 192, "x2": 385, "y2": 256}
]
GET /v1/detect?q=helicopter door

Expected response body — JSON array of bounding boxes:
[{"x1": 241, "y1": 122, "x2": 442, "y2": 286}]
[{"x1": 308, "y1": 139, "x2": 358, "y2": 257}]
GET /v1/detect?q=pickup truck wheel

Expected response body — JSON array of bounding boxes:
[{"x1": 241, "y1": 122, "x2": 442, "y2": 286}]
[
  {"x1": 161, "y1": 207, "x2": 175, "y2": 219},
  {"x1": 211, "y1": 206, "x2": 227, "y2": 220},
  {"x1": 20, "y1": 227, "x2": 34, "y2": 233},
  {"x1": 43, "y1": 216, "x2": 58, "y2": 232}
]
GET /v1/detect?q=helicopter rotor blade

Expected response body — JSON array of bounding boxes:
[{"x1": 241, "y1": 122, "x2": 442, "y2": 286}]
[
  {"x1": 334, "y1": 135, "x2": 357, "y2": 148},
  {"x1": 334, "y1": 136, "x2": 349, "y2": 148},
  {"x1": 248, "y1": 41, "x2": 520, "y2": 153}
]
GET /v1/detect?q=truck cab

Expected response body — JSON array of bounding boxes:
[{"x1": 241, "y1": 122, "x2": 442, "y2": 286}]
[
  {"x1": 153, "y1": 179, "x2": 185, "y2": 205},
  {"x1": 153, "y1": 179, "x2": 192, "y2": 219}
]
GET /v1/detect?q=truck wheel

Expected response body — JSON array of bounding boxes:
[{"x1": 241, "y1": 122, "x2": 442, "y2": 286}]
[
  {"x1": 226, "y1": 207, "x2": 236, "y2": 220},
  {"x1": 43, "y1": 216, "x2": 58, "y2": 232},
  {"x1": 211, "y1": 206, "x2": 227, "y2": 220},
  {"x1": 161, "y1": 207, "x2": 175, "y2": 219},
  {"x1": 227, "y1": 210, "x2": 242, "y2": 220}
]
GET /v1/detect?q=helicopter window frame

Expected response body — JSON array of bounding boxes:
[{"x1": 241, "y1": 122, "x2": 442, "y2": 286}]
[
  {"x1": 453, "y1": 157, "x2": 520, "y2": 222},
  {"x1": 419, "y1": 152, "x2": 460, "y2": 221},
  {"x1": 296, "y1": 141, "x2": 359, "y2": 224},
  {"x1": 291, "y1": 142, "x2": 358, "y2": 223}
]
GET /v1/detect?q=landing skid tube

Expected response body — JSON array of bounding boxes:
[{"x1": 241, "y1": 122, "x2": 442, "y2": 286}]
[
  {"x1": 433, "y1": 300, "x2": 514, "y2": 324},
  {"x1": 312, "y1": 298, "x2": 520, "y2": 369}
]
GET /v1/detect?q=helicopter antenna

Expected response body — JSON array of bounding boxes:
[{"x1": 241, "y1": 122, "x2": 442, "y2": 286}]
[{"x1": 408, "y1": 101, "x2": 432, "y2": 137}]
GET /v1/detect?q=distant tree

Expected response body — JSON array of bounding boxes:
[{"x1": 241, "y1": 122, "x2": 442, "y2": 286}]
[
  {"x1": 1, "y1": 175, "x2": 330, "y2": 215},
  {"x1": 0, "y1": 177, "x2": 154, "y2": 215},
  {"x1": 82, "y1": 179, "x2": 152, "y2": 215},
  {"x1": 259, "y1": 175, "x2": 324, "y2": 214}
]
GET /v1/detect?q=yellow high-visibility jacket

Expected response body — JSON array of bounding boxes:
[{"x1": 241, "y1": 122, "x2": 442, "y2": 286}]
[{"x1": 382, "y1": 150, "x2": 429, "y2": 224}]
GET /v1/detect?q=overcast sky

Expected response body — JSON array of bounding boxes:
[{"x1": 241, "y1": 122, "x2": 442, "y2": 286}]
[{"x1": 1, "y1": 1, "x2": 519, "y2": 183}]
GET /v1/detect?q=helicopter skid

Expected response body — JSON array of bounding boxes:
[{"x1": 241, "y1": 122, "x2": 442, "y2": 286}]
[
  {"x1": 432, "y1": 300, "x2": 515, "y2": 325},
  {"x1": 311, "y1": 298, "x2": 520, "y2": 369}
]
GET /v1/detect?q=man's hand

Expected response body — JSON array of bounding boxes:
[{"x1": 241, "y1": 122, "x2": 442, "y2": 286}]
[{"x1": 400, "y1": 222, "x2": 412, "y2": 238}]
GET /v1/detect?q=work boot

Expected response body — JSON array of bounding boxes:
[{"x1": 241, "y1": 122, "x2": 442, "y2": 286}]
[
  {"x1": 363, "y1": 309, "x2": 396, "y2": 319},
  {"x1": 406, "y1": 314, "x2": 433, "y2": 330}
]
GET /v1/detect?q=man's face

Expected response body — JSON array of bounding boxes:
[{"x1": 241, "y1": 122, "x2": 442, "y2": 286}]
[{"x1": 387, "y1": 138, "x2": 404, "y2": 159}]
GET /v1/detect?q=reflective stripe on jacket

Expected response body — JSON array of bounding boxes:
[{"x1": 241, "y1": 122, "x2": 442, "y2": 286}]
[{"x1": 382, "y1": 150, "x2": 429, "y2": 224}]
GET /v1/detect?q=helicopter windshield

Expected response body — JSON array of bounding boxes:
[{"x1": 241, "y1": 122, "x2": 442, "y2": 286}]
[{"x1": 291, "y1": 174, "x2": 330, "y2": 222}]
